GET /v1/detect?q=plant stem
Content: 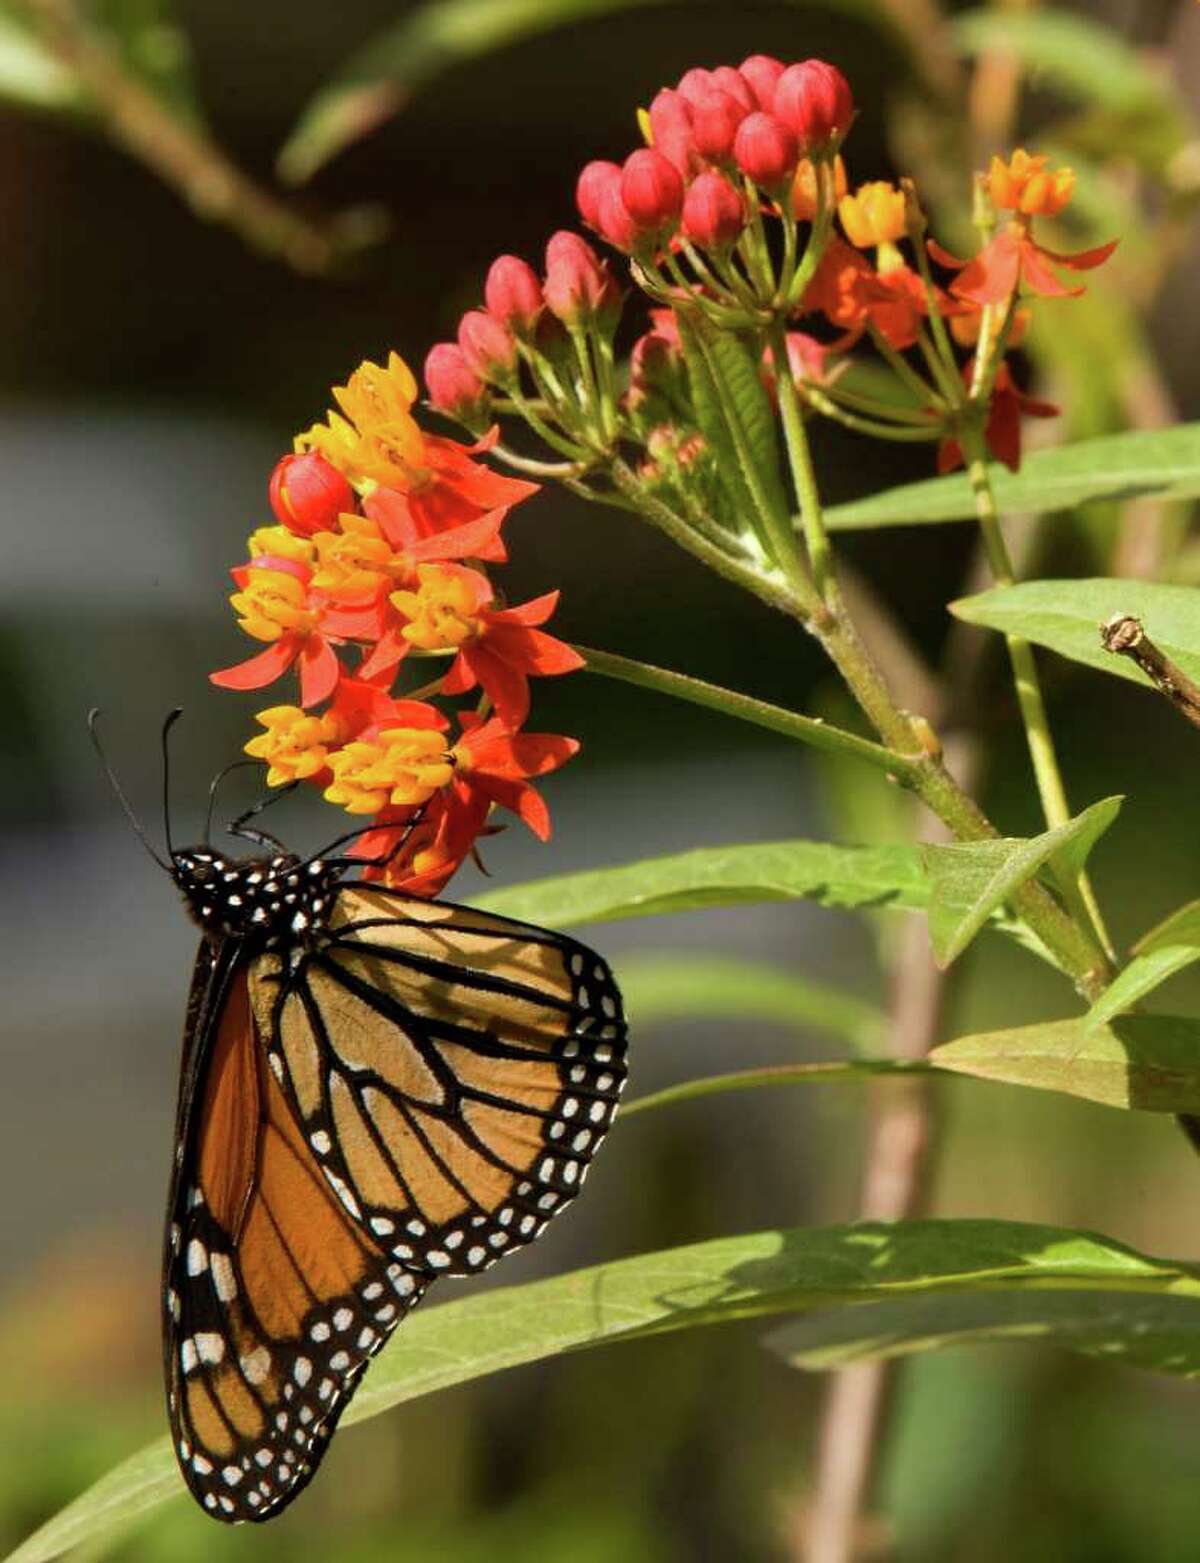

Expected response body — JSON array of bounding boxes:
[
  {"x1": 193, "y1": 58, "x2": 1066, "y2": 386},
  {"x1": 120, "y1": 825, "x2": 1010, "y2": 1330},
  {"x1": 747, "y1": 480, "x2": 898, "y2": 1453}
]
[
  {"x1": 960, "y1": 426, "x2": 1115, "y2": 962},
  {"x1": 770, "y1": 320, "x2": 834, "y2": 600},
  {"x1": 575, "y1": 644, "x2": 920, "y2": 777}
]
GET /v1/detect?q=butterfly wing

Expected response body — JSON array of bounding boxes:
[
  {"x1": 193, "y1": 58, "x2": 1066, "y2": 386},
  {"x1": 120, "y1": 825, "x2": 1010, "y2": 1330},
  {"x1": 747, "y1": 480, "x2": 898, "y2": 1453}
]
[
  {"x1": 247, "y1": 887, "x2": 628, "y2": 1280},
  {"x1": 163, "y1": 947, "x2": 424, "y2": 1522}
]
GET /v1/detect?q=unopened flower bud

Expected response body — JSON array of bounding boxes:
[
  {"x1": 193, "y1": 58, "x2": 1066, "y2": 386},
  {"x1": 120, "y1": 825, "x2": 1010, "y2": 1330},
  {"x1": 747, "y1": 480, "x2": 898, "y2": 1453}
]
[
  {"x1": 676, "y1": 66, "x2": 714, "y2": 105},
  {"x1": 647, "y1": 88, "x2": 699, "y2": 178},
  {"x1": 620, "y1": 148, "x2": 684, "y2": 232},
  {"x1": 733, "y1": 112, "x2": 798, "y2": 191},
  {"x1": 595, "y1": 181, "x2": 643, "y2": 253},
  {"x1": 576, "y1": 159, "x2": 622, "y2": 231},
  {"x1": 630, "y1": 329, "x2": 679, "y2": 388},
  {"x1": 269, "y1": 452, "x2": 354, "y2": 538},
  {"x1": 709, "y1": 65, "x2": 755, "y2": 112},
  {"x1": 681, "y1": 169, "x2": 746, "y2": 249},
  {"x1": 457, "y1": 310, "x2": 518, "y2": 382},
  {"x1": 544, "y1": 230, "x2": 612, "y2": 323},
  {"x1": 792, "y1": 154, "x2": 847, "y2": 220},
  {"x1": 773, "y1": 60, "x2": 854, "y2": 150},
  {"x1": 423, "y1": 343, "x2": 490, "y2": 425},
  {"x1": 739, "y1": 53, "x2": 785, "y2": 111},
  {"x1": 690, "y1": 89, "x2": 749, "y2": 161},
  {"x1": 484, "y1": 254, "x2": 543, "y2": 334}
]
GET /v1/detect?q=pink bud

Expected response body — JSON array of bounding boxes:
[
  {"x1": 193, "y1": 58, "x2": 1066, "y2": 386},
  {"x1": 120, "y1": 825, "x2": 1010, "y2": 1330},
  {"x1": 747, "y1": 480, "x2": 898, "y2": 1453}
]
[
  {"x1": 484, "y1": 254, "x2": 543, "y2": 334},
  {"x1": 690, "y1": 88, "x2": 749, "y2": 161},
  {"x1": 733, "y1": 112, "x2": 798, "y2": 191},
  {"x1": 648, "y1": 88, "x2": 699, "y2": 177},
  {"x1": 268, "y1": 452, "x2": 353, "y2": 538},
  {"x1": 709, "y1": 65, "x2": 755, "y2": 112},
  {"x1": 457, "y1": 309, "x2": 517, "y2": 380},
  {"x1": 576, "y1": 159, "x2": 622, "y2": 231},
  {"x1": 424, "y1": 343, "x2": 489, "y2": 423},
  {"x1": 595, "y1": 181, "x2": 643, "y2": 253},
  {"x1": 738, "y1": 53, "x2": 785, "y2": 111},
  {"x1": 773, "y1": 60, "x2": 854, "y2": 149},
  {"x1": 676, "y1": 66, "x2": 715, "y2": 105},
  {"x1": 544, "y1": 230, "x2": 610, "y2": 322},
  {"x1": 681, "y1": 169, "x2": 746, "y2": 249},
  {"x1": 620, "y1": 147, "x2": 684, "y2": 232},
  {"x1": 630, "y1": 330, "x2": 679, "y2": 388}
]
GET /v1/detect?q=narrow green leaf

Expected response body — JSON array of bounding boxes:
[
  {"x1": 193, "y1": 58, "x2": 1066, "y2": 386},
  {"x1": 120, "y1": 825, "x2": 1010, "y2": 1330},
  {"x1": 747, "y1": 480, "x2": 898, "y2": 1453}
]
[
  {"x1": 471, "y1": 839, "x2": 930, "y2": 928},
  {"x1": 950, "y1": 578, "x2": 1200, "y2": 691},
  {"x1": 929, "y1": 1012, "x2": 1200, "y2": 1113},
  {"x1": 1136, "y1": 899, "x2": 1200, "y2": 957},
  {"x1": 823, "y1": 425, "x2": 1200, "y2": 530},
  {"x1": 923, "y1": 797, "x2": 1122, "y2": 966},
  {"x1": 12, "y1": 1220, "x2": 1189, "y2": 1562},
  {"x1": 772, "y1": 1288, "x2": 1200, "y2": 1378},
  {"x1": 1082, "y1": 899, "x2": 1200, "y2": 1033},
  {"x1": 616, "y1": 954, "x2": 885, "y2": 1051},
  {"x1": 622, "y1": 1058, "x2": 920, "y2": 1117}
]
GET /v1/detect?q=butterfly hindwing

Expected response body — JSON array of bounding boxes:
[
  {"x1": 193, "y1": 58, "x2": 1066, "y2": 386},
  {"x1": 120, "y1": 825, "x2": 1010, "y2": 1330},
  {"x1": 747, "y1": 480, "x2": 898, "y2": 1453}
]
[
  {"x1": 164, "y1": 959, "x2": 425, "y2": 1522},
  {"x1": 248, "y1": 887, "x2": 628, "y2": 1281}
]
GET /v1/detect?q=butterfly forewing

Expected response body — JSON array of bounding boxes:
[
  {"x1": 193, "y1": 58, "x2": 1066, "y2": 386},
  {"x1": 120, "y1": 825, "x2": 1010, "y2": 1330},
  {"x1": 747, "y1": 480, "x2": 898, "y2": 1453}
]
[{"x1": 248, "y1": 887, "x2": 628, "y2": 1280}]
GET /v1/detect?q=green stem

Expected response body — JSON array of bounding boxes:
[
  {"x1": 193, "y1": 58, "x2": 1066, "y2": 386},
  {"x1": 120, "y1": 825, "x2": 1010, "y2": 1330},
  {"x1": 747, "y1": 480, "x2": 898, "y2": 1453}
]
[
  {"x1": 865, "y1": 324, "x2": 945, "y2": 410},
  {"x1": 575, "y1": 643, "x2": 922, "y2": 777},
  {"x1": 769, "y1": 319, "x2": 834, "y2": 600},
  {"x1": 960, "y1": 424, "x2": 1115, "y2": 963},
  {"x1": 802, "y1": 388, "x2": 945, "y2": 443}
]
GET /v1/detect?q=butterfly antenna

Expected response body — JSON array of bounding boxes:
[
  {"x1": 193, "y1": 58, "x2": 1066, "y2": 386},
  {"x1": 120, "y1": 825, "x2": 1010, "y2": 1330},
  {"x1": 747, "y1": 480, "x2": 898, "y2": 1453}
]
[
  {"x1": 160, "y1": 708, "x2": 183, "y2": 860},
  {"x1": 204, "y1": 759, "x2": 259, "y2": 846},
  {"x1": 87, "y1": 707, "x2": 172, "y2": 872}
]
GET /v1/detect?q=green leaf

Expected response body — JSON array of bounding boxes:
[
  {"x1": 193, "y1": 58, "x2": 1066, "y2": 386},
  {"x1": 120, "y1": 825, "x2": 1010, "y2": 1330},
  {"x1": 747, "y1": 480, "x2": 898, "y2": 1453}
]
[
  {"x1": 471, "y1": 839, "x2": 930, "y2": 928},
  {"x1": 954, "y1": 10, "x2": 1187, "y2": 121},
  {"x1": 929, "y1": 1012, "x2": 1200, "y2": 1113},
  {"x1": 923, "y1": 797, "x2": 1122, "y2": 967},
  {"x1": 13, "y1": 1219, "x2": 1192, "y2": 1562},
  {"x1": 675, "y1": 311, "x2": 791, "y2": 557},
  {"x1": 823, "y1": 425, "x2": 1200, "y2": 530},
  {"x1": 0, "y1": 12, "x2": 80, "y2": 110},
  {"x1": 1083, "y1": 900, "x2": 1200, "y2": 1033},
  {"x1": 950, "y1": 578, "x2": 1200, "y2": 691},
  {"x1": 616, "y1": 954, "x2": 885, "y2": 1051},
  {"x1": 772, "y1": 1288, "x2": 1200, "y2": 1378},
  {"x1": 622, "y1": 1058, "x2": 920, "y2": 1117}
]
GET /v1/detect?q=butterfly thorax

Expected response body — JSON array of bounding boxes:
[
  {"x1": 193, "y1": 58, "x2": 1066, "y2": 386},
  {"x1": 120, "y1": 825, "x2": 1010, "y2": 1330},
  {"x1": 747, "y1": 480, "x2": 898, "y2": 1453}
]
[{"x1": 171, "y1": 847, "x2": 340, "y2": 949}]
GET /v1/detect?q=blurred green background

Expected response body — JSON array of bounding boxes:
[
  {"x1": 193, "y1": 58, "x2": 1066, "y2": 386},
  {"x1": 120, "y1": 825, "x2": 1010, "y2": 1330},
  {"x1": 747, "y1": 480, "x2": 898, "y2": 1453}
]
[{"x1": 3, "y1": 0, "x2": 1200, "y2": 1557}]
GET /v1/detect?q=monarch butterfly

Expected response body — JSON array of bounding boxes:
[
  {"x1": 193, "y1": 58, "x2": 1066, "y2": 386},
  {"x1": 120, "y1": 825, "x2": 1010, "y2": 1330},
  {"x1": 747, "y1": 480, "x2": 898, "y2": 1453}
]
[{"x1": 92, "y1": 713, "x2": 627, "y2": 1523}]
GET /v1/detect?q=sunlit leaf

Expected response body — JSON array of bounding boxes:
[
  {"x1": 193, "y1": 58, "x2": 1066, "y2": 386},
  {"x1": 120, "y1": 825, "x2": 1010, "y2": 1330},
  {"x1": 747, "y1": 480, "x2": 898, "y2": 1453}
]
[
  {"x1": 1083, "y1": 900, "x2": 1200, "y2": 1033},
  {"x1": 12, "y1": 1219, "x2": 1191, "y2": 1561},
  {"x1": 923, "y1": 797, "x2": 1121, "y2": 967},
  {"x1": 616, "y1": 954, "x2": 885, "y2": 1050},
  {"x1": 471, "y1": 839, "x2": 930, "y2": 927},
  {"x1": 929, "y1": 1012, "x2": 1200, "y2": 1113},
  {"x1": 824, "y1": 425, "x2": 1200, "y2": 530},
  {"x1": 950, "y1": 578, "x2": 1200, "y2": 690}
]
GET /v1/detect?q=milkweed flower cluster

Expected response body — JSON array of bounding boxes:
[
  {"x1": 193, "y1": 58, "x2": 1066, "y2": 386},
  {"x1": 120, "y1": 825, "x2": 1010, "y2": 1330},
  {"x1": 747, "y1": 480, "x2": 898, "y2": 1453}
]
[
  {"x1": 423, "y1": 52, "x2": 1116, "y2": 568},
  {"x1": 211, "y1": 352, "x2": 582, "y2": 895}
]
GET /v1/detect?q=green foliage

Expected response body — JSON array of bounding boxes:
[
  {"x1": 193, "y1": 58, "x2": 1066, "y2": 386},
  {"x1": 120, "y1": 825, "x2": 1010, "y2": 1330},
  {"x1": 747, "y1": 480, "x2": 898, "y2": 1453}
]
[{"x1": 951, "y1": 578, "x2": 1200, "y2": 691}]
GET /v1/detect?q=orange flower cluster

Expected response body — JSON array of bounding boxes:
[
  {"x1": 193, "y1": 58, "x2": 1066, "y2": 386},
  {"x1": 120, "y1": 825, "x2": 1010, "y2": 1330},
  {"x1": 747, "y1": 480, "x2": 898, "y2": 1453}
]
[{"x1": 211, "y1": 352, "x2": 583, "y2": 896}]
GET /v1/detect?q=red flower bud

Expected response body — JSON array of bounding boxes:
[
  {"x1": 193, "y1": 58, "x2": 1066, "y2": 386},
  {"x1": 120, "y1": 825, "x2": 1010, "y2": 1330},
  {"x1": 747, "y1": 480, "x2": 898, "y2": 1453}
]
[
  {"x1": 456, "y1": 309, "x2": 518, "y2": 381},
  {"x1": 647, "y1": 88, "x2": 699, "y2": 178},
  {"x1": 773, "y1": 60, "x2": 854, "y2": 150},
  {"x1": 544, "y1": 230, "x2": 611, "y2": 322},
  {"x1": 630, "y1": 329, "x2": 679, "y2": 388},
  {"x1": 269, "y1": 452, "x2": 353, "y2": 538},
  {"x1": 424, "y1": 343, "x2": 490, "y2": 424},
  {"x1": 620, "y1": 147, "x2": 684, "y2": 232},
  {"x1": 681, "y1": 169, "x2": 746, "y2": 249},
  {"x1": 690, "y1": 88, "x2": 749, "y2": 161},
  {"x1": 733, "y1": 111, "x2": 798, "y2": 191},
  {"x1": 709, "y1": 65, "x2": 755, "y2": 112},
  {"x1": 738, "y1": 53, "x2": 785, "y2": 111},
  {"x1": 676, "y1": 66, "x2": 714, "y2": 105},
  {"x1": 576, "y1": 159, "x2": 622, "y2": 231},
  {"x1": 595, "y1": 181, "x2": 643, "y2": 253},
  {"x1": 484, "y1": 254, "x2": 543, "y2": 334}
]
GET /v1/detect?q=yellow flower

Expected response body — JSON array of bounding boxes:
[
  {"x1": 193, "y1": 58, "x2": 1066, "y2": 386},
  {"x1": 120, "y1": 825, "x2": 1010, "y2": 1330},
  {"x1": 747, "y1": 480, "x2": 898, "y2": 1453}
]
[
  {"x1": 390, "y1": 564, "x2": 486, "y2": 652},
  {"x1": 988, "y1": 149, "x2": 1074, "y2": 218},
  {"x1": 323, "y1": 728, "x2": 452, "y2": 815},
  {"x1": 245, "y1": 706, "x2": 341, "y2": 787},
  {"x1": 839, "y1": 181, "x2": 906, "y2": 249},
  {"x1": 229, "y1": 568, "x2": 315, "y2": 642},
  {"x1": 246, "y1": 525, "x2": 316, "y2": 566},
  {"x1": 297, "y1": 353, "x2": 427, "y2": 490},
  {"x1": 311, "y1": 513, "x2": 414, "y2": 598}
]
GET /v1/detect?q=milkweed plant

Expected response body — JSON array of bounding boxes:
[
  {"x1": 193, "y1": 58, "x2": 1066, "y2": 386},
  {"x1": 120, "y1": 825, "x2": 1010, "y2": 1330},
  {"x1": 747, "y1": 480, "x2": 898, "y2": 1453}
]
[{"x1": 26, "y1": 44, "x2": 1200, "y2": 1563}]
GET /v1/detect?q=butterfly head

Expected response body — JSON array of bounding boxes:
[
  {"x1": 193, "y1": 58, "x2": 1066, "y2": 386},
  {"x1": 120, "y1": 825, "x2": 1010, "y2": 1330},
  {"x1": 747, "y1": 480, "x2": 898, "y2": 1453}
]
[{"x1": 172, "y1": 846, "x2": 339, "y2": 947}]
